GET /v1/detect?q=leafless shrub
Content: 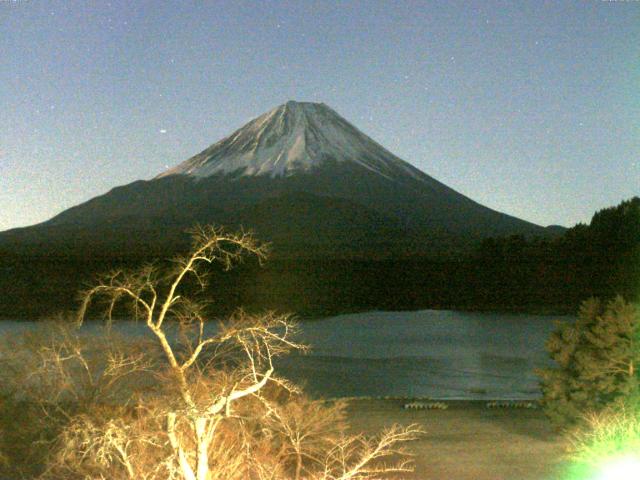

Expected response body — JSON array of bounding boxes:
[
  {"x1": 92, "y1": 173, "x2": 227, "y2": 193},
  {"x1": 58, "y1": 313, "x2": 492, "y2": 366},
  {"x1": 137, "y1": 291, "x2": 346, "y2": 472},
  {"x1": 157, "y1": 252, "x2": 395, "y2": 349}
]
[
  {"x1": 565, "y1": 403, "x2": 640, "y2": 467},
  {"x1": 0, "y1": 317, "x2": 158, "y2": 478}
]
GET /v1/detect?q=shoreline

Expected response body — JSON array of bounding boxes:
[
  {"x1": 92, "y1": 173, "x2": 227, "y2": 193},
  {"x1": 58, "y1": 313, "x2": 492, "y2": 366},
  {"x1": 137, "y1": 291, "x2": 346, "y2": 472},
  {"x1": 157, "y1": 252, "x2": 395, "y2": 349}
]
[
  {"x1": 324, "y1": 397, "x2": 542, "y2": 405},
  {"x1": 0, "y1": 304, "x2": 575, "y2": 322},
  {"x1": 343, "y1": 397, "x2": 565, "y2": 480}
]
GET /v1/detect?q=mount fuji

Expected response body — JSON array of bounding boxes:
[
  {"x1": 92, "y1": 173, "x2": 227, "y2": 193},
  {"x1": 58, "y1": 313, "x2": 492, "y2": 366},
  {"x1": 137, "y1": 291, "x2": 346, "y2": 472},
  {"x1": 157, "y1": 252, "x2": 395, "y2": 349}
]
[{"x1": 1, "y1": 101, "x2": 556, "y2": 257}]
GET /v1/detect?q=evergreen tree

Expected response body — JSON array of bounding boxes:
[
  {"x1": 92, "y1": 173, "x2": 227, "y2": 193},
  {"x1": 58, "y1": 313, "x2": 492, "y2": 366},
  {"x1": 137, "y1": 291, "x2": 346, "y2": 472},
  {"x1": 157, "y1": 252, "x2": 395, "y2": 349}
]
[{"x1": 538, "y1": 296, "x2": 640, "y2": 427}]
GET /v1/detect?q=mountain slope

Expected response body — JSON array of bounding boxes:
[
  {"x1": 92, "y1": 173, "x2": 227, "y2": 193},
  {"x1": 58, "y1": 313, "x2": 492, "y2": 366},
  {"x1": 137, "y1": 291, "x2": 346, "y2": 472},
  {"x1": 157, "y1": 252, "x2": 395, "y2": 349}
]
[
  {"x1": 1, "y1": 101, "x2": 558, "y2": 257},
  {"x1": 157, "y1": 101, "x2": 428, "y2": 181},
  {"x1": 0, "y1": 100, "x2": 570, "y2": 318}
]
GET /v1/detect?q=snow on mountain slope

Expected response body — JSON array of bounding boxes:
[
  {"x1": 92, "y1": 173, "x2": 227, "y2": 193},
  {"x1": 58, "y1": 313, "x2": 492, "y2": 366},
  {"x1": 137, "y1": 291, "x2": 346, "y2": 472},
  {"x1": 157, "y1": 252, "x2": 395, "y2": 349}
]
[
  {"x1": 0, "y1": 99, "x2": 552, "y2": 251},
  {"x1": 157, "y1": 101, "x2": 426, "y2": 182}
]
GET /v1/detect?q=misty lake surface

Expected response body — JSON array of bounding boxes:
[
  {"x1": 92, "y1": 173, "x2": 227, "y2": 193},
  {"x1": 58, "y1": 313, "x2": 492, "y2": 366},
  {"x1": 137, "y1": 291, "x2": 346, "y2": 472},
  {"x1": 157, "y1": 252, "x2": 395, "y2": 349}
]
[{"x1": 0, "y1": 310, "x2": 571, "y2": 400}]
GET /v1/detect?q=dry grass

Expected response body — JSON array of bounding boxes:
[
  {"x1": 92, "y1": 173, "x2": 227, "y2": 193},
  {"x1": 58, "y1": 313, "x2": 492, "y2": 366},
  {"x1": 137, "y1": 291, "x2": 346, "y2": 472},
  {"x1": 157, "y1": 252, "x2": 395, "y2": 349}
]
[{"x1": 343, "y1": 399, "x2": 569, "y2": 480}]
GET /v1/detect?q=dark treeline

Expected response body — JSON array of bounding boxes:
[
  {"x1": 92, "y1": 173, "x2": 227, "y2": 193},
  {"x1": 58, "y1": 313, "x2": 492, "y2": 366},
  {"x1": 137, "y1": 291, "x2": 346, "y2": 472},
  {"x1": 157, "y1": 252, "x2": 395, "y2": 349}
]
[
  {"x1": 469, "y1": 196, "x2": 639, "y2": 310},
  {"x1": 228, "y1": 194, "x2": 639, "y2": 316},
  {"x1": 1, "y1": 197, "x2": 637, "y2": 319}
]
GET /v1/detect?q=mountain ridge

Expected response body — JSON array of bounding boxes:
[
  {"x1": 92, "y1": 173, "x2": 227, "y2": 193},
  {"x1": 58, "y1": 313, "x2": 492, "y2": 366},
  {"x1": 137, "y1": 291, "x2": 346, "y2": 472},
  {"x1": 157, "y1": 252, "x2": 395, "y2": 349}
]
[
  {"x1": 0, "y1": 100, "x2": 572, "y2": 319},
  {"x1": 0, "y1": 100, "x2": 561, "y2": 256}
]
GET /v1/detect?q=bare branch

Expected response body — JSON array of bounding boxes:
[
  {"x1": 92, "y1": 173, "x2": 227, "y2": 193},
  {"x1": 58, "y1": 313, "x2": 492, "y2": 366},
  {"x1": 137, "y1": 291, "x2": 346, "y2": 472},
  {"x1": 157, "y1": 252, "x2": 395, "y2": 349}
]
[{"x1": 3, "y1": 225, "x2": 420, "y2": 480}]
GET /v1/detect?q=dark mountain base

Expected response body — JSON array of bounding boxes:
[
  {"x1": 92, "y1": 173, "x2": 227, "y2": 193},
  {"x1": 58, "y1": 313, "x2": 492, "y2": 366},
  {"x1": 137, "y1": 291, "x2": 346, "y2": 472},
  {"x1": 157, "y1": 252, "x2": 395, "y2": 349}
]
[
  {"x1": 0, "y1": 250, "x2": 600, "y2": 320},
  {"x1": 2, "y1": 197, "x2": 637, "y2": 320}
]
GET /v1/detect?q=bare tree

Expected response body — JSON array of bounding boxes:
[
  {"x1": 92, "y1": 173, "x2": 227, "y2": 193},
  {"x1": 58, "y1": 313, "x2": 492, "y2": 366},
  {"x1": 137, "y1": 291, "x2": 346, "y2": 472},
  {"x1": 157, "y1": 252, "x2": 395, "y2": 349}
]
[{"x1": 3, "y1": 226, "x2": 421, "y2": 479}]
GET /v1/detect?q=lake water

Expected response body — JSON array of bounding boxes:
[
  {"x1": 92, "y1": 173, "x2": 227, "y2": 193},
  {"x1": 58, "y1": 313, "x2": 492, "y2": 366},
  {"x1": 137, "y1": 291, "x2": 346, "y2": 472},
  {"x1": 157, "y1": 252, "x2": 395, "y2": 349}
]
[{"x1": 0, "y1": 310, "x2": 571, "y2": 400}]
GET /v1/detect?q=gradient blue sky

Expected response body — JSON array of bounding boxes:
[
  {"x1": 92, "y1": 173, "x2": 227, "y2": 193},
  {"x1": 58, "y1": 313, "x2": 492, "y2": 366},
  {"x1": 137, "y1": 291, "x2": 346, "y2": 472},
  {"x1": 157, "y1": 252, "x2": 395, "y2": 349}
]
[{"x1": 1, "y1": 0, "x2": 638, "y2": 231}]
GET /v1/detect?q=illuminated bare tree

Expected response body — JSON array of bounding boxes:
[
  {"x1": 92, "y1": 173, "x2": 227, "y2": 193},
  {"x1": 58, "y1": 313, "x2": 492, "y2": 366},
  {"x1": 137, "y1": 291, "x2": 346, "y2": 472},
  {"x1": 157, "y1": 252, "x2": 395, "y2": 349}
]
[
  {"x1": 75, "y1": 226, "x2": 302, "y2": 479},
  {"x1": 3, "y1": 226, "x2": 421, "y2": 479}
]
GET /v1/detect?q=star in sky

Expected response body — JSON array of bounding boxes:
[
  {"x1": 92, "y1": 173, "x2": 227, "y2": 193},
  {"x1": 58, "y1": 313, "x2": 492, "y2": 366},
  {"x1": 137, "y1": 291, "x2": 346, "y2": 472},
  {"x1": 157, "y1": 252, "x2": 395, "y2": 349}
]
[{"x1": 1, "y1": 0, "x2": 638, "y2": 231}]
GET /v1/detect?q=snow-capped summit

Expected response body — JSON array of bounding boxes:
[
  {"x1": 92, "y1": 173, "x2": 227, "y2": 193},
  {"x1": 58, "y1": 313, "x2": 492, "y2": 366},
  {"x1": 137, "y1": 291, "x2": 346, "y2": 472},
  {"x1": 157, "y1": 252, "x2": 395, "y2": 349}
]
[{"x1": 157, "y1": 101, "x2": 423, "y2": 181}]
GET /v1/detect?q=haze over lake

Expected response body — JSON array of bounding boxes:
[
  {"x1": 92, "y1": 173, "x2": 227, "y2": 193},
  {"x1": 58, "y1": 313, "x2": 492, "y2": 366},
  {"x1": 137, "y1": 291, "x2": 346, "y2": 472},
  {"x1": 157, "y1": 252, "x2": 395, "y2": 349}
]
[{"x1": 0, "y1": 310, "x2": 571, "y2": 400}]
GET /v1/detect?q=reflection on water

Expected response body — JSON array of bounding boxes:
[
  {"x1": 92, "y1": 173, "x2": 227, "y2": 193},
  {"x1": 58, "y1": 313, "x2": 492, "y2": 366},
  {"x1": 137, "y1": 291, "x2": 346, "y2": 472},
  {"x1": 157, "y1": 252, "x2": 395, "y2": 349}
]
[{"x1": 0, "y1": 309, "x2": 572, "y2": 400}]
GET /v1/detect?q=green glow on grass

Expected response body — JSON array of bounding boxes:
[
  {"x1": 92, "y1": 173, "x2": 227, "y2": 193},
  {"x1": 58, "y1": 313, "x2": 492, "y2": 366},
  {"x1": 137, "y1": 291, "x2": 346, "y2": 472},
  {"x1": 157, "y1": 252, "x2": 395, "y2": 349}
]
[
  {"x1": 593, "y1": 455, "x2": 640, "y2": 480},
  {"x1": 563, "y1": 403, "x2": 640, "y2": 480}
]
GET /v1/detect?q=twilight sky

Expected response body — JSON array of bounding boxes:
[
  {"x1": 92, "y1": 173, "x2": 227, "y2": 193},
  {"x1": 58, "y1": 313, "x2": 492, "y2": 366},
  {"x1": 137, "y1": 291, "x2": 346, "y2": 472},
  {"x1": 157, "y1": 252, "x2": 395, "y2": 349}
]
[{"x1": 1, "y1": 0, "x2": 638, "y2": 231}]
